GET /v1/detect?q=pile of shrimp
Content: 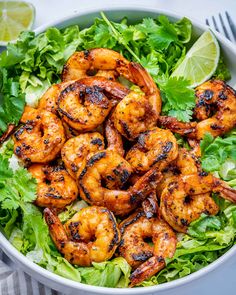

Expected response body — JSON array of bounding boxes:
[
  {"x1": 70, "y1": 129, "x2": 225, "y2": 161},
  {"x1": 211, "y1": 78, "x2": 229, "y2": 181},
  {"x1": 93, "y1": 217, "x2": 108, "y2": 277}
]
[{"x1": 10, "y1": 48, "x2": 236, "y2": 287}]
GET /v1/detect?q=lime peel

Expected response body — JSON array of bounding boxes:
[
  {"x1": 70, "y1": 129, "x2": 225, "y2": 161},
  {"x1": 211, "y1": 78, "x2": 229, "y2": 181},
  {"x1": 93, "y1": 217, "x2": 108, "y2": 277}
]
[
  {"x1": 171, "y1": 30, "x2": 220, "y2": 88},
  {"x1": 0, "y1": 1, "x2": 35, "y2": 45}
]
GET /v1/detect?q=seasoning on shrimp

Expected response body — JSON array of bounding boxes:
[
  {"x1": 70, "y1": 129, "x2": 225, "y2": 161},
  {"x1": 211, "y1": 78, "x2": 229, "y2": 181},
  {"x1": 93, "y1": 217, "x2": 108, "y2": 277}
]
[
  {"x1": 44, "y1": 206, "x2": 121, "y2": 266},
  {"x1": 159, "y1": 80, "x2": 236, "y2": 140},
  {"x1": 78, "y1": 150, "x2": 162, "y2": 216},
  {"x1": 61, "y1": 132, "x2": 105, "y2": 179},
  {"x1": 159, "y1": 148, "x2": 236, "y2": 232},
  {"x1": 38, "y1": 81, "x2": 74, "y2": 114},
  {"x1": 113, "y1": 62, "x2": 161, "y2": 140},
  {"x1": 13, "y1": 106, "x2": 66, "y2": 164},
  {"x1": 126, "y1": 127, "x2": 178, "y2": 173},
  {"x1": 62, "y1": 48, "x2": 161, "y2": 138},
  {"x1": 119, "y1": 193, "x2": 177, "y2": 286},
  {"x1": 105, "y1": 114, "x2": 124, "y2": 157},
  {"x1": 29, "y1": 164, "x2": 78, "y2": 209}
]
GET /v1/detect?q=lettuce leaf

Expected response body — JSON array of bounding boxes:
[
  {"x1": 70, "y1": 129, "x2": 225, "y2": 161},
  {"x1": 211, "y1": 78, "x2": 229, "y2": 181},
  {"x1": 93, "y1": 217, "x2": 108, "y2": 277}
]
[
  {"x1": 0, "y1": 68, "x2": 25, "y2": 135},
  {"x1": 200, "y1": 130, "x2": 236, "y2": 187}
]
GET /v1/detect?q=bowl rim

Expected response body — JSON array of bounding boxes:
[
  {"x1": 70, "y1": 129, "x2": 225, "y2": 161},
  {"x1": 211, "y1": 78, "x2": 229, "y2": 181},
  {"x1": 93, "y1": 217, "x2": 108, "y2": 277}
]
[{"x1": 1, "y1": 5, "x2": 236, "y2": 294}]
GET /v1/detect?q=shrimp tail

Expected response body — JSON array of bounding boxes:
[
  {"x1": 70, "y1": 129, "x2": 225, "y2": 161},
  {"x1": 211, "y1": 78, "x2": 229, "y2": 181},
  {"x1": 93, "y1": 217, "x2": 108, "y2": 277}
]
[
  {"x1": 129, "y1": 62, "x2": 161, "y2": 118},
  {"x1": 105, "y1": 114, "x2": 124, "y2": 157},
  {"x1": 158, "y1": 116, "x2": 197, "y2": 137},
  {"x1": 0, "y1": 124, "x2": 15, "y2": 144},
  {"x1": 213, "y1": 179, "x2": 236, "y2": 203},
  {"x1": 130, "y1": 169, "x2": 162, "y2": 206},
  {"x1": 129, "y1": 62, "x2": 157, "y2": 94},
  {"x1": 142, "y1": 192, "x2": 159, "y2": 219},
  {"x1": 44, "y1": 208, "x2": 68, "y2": 251},
  {"x1": 129, "y1": 255, "x2": 165, "y2": 287}
]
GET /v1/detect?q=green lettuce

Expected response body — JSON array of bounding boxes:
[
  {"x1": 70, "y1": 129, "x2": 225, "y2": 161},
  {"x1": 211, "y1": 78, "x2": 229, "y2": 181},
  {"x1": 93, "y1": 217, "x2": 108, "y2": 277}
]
[
  {"x1": 0, "y1": 143, "x2": 131, "y2": 287},
  {"x1": 200, "y1": 130, "x2": 236, "y2": 187},
  {"x1": 140, "y1": 196, "x2": 236, "y2": 286}
]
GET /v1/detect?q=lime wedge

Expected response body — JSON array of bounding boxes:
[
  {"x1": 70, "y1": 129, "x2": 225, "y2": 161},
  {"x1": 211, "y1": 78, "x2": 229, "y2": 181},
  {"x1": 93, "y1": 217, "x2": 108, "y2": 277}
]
[
  {"x1": 171, "y1": 30, "x2": 220, "y2": 88},
  {"x1": 0, "y1": 1, "x2": 35, "y2": 45}
]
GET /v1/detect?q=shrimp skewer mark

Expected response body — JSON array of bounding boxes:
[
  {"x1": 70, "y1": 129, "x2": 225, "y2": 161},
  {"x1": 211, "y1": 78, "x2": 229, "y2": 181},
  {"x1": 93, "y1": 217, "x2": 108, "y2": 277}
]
[{"x1": 44, "y1": 206, "x2": 120, "y2": 266}]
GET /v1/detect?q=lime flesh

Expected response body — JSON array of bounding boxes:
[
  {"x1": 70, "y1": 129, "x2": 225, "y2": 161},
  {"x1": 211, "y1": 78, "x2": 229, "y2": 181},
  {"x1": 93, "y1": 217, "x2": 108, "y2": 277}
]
[
  {"x1": 171, "y1": 30, "x2": 220, "y2": 88},
  {"x1": 0, "y1": 1, "x2": 35, "y2": 45}
]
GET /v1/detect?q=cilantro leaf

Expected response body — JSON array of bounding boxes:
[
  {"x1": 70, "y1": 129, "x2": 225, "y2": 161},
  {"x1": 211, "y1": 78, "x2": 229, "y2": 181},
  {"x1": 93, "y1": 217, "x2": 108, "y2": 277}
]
[
  {"x1": 148, "y1": 16, "x2": 178, "y2": 50},
  {"x1": 158, "y1": 76, "x2": 195, "y2": 122}
]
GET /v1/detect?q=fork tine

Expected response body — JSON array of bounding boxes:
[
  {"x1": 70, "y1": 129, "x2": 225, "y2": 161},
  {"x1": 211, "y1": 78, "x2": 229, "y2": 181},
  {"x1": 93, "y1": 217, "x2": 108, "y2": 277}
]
[
  {"x1": 219, "y1": 13, "x2": 231, "y2": 40},
  {"x1": 205, "y1": 18, "x2": 210, "y2": 26},
  {"x1": 212, "y1": 16, "x2": 220, "y2": 32},
  {"x1": 225, "y1": 11, "x2": 236, "y2": 41}
]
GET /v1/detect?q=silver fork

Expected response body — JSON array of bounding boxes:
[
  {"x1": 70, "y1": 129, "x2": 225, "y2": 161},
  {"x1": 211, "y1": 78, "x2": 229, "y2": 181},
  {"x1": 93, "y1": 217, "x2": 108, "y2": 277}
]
[{"x1": 206, "y1": 11, "x2": 236, "y2": 42}]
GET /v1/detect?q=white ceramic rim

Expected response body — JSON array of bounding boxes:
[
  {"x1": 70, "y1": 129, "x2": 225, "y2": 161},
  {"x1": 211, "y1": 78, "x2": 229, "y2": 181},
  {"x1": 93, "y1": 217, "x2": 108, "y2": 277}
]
[{"x1": 1, "y1": 5, "x2": 236, "y2": 294}]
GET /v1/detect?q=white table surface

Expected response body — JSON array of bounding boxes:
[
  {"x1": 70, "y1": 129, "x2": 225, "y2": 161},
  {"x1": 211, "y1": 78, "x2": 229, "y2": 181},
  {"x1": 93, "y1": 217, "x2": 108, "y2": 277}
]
[{"x1": 6, "y1": 0, "x2": 236, "y2": 294}]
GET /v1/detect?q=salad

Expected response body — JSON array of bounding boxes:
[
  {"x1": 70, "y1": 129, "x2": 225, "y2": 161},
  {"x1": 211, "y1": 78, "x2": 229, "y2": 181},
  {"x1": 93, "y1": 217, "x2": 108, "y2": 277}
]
[{"x1": 0, "y1": 12, "x2": 236, "y2": 288}]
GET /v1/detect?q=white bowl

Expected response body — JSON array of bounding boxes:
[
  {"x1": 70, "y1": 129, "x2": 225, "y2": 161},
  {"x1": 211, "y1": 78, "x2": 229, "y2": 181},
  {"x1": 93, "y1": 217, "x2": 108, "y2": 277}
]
[{"x1": 1, "y1": 7, "x2": 236, "y2": 295}]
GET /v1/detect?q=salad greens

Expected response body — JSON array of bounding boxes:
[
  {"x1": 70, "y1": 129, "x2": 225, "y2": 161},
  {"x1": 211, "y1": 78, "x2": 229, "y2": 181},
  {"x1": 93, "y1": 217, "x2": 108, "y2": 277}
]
[
  {"x1": 0, "y1": 141, "x2": 131, "y2": 287},
  {"x1": 0, "y1": 12, "x2": 228, "y2": 136},
  {"x1": 200, "y1": 130, "x2": 236, "y2": 188},
  {"x1": 0, "y1": 12, "x2": 235, "y2": 288}
]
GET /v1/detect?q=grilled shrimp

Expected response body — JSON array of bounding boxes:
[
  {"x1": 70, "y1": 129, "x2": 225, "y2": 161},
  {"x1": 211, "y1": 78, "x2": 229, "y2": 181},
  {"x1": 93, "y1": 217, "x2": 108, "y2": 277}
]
[
  {"x1": 159, "y1": 149, "x2": 236, "y2": 232},
  {"x1": 61, "y1": 49, "x2": 128, "y2": 81},
  {"x1": 160, "y1": 179, "x2": 219, "y2": 232},
  {"x1": 78, "y1": 150, "x2": 162, "y2": 216},
  {"x1": 61, "y1": 132, "x2": 105, "y2": 179},
  {"x1": 119, "y1": 193, "x2": 176, "y2": 286},
  {"x1": 62, "y1": 48, "x2": 131, "y2": 82},
  {"x1": 62, "y1": 49, "x2": 161, "y2": 138},
  {"x1": 126, "y1": 127, "x2": 178, "y2": 173},
  {"x1": 113, "y1": 62, "x2": 161, "y2": 140},
  {"x1": 155, "y1": 148, "x2": 199, "y2": 197},
  {"x1": 29, "y1": 164, "x2": 78, "y2": 209},
  {"x1": 193, "y1": 79, "x2": 236, "y2": 138},
  {"x1": 13, "y1": 107, "x2": 66, "y2": 163},
  {"x1": 38, "y1": 81, "x2": 74, "y2": 114},
  {"x1": 57, "y1": 77, "x2": 129, "y2": 132},
  {"x1": 44, "y1": 206, "x2": 120, "y2": 266},
  {"x1": 159, "y1": 80, "x2": 236, "y2": 140}
]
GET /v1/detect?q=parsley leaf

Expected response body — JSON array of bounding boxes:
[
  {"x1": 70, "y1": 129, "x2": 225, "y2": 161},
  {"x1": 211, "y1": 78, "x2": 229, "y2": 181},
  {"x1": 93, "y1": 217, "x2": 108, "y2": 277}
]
[{"x1": 158, "y1": 76, "x2": 195, "y2": 122}]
